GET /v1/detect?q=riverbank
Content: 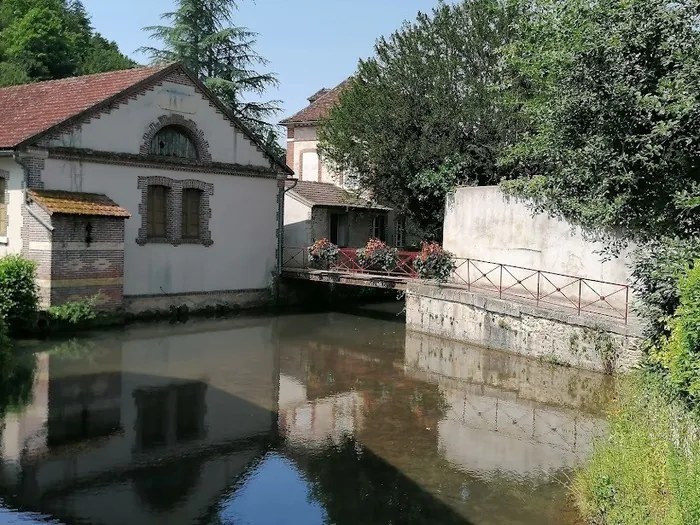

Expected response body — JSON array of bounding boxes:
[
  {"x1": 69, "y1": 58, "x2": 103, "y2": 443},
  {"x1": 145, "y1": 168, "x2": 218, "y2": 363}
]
[{"x1": 573, "y1": 371, "x2": 700, "y2": 524}]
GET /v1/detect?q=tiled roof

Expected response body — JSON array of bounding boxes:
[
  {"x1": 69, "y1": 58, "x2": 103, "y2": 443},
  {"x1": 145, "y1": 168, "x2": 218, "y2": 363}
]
[
  {"x1": 29, "y1": 190, "x2": 131, "y2": 218},
  {"x1": 0, "y1": 65, "x2": 170, "y2": 148},
  {"x1": 280, "y1": 80, "x2": 350, "y2": 125},
  {"x1": 287, "y1": 180, "x2": 389, "y2": 210}
]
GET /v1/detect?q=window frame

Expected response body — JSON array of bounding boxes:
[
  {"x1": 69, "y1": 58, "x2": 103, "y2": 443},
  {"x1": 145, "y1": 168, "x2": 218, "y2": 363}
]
[
  {"x1": 149, "y1": 126, "x2": 199, "y2": 160},
  {"x1": 0, "y1": 176, "x2": 7, "y2": 238},
  {"x1": 146, "y1": 185, "x2": 169, "y2": 240},
  {"x1": 181, "y1": 188, "x2": 202, "y2": 240},
  {"x1": 372, "y1": 214, "x2": 387, "y2": 243}
]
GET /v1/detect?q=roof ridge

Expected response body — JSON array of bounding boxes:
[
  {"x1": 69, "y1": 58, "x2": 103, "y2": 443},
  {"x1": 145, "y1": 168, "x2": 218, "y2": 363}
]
[{"x1": 280, "y1": 77, "x2": 351, "y2": 125}]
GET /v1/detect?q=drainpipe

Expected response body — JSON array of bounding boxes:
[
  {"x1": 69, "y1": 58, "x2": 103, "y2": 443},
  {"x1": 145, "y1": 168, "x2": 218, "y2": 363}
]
[
  {"x1": 276, "y1": 177, "x2": 298, "y2": 277},
  {"x1": 11, "y1": 149, "x2": 54, "y2": 232}
]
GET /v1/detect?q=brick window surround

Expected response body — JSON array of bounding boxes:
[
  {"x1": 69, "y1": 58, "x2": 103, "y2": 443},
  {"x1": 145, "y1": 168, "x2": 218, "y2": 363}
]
[
  {"x1": 0, "y1": 170, "x2": 8, "y2": 238},
  {"x1": 141, "y1": 115, "x2": 212, "y2": 163},
  {"x1": 137, "y1": 176, "x2": 213, "y2": 247}
]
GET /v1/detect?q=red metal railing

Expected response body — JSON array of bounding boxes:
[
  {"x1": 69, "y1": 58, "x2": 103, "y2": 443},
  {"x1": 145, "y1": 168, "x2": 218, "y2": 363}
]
[{"x1": 281, "y1": 247, "x2": 630, "y2": 323}]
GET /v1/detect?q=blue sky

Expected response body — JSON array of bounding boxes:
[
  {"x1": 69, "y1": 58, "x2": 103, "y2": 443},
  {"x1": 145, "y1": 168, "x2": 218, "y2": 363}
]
[{"x1": 82, "y1": 0, "x2": 445, "y2": 125}]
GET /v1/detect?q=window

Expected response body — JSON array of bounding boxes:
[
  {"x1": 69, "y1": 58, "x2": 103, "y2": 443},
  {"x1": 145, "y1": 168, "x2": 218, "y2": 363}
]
[
  {"x1": 150, "y1": 126, "x2": 198, "y2": 159},
  {"x1": 0, "y1": 178, "x2": 6, "y2": 236},
  {"x1": 181, "y1": 188, "x2": 201, "y2": 240},
  {"x1": 395, "y1": 216, "x2": 406, "y2": 248},
  {"x1": 147, "y1": 185, "x2": 168, "y2": 238},
  {"x1": 330, "y1": 213, "x2": 349, "y2": 247},
  {"x1": 372, "y1": 215, "x2": 387, "y2": 242}
]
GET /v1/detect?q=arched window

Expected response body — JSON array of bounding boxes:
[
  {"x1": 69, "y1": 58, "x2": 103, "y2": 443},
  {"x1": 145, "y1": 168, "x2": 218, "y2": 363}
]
[{"x1": 150, "y1": 126, "x2": 198, "y2": 160}]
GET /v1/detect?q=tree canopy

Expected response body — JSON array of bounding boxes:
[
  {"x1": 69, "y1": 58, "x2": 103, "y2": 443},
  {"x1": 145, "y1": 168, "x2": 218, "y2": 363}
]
[
  {"x1": 140, "y1": 0, "x2": 283, "y2": 159},
  {"x1": 0, "y1": 0, "x2": 135, "y2": 87},
  {"x1": 318, "y1": 0, "x2": 519, "y2": 239},
  {"x1": 500, "y1": 0, "x2": 700, "y2": 249}
]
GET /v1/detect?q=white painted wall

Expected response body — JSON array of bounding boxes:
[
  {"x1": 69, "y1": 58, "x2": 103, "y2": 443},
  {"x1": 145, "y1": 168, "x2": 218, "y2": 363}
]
[
  {"x1": 49, "y1": 80, "x2": 270, "y2": 168},
  {"x1": 44, "y1": 158, "x2": 277, "y2": 296},
  {"x1": 288, "y1": 125, "x2": 339, "y2": 184},
  {"x1": 0, "y1": 158, "x2": 25, "y2": 256},
  {"x1": 444, "y1": 186, "x2": 633, "y2": 284},
  {"x1": 283, "y1": 194, "x2": 312, "y2": 249}
]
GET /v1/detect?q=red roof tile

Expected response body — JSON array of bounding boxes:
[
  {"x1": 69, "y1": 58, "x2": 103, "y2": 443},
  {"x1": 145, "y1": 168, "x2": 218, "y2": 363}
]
[
  {"x1": 280, "y1": 80, "x2": 350, "y2": 125},
  {"x1": 29, "y1": 190, "x2": 131, "y2": 218},
  {"x1": 0, "y1": 65, "x2": 171, "y2": 148}
]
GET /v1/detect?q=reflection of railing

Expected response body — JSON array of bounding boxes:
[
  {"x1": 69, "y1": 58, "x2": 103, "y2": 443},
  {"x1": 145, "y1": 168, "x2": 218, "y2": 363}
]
[{"x1": 282, "y1": 247, "x2": 630, "y2": 323}]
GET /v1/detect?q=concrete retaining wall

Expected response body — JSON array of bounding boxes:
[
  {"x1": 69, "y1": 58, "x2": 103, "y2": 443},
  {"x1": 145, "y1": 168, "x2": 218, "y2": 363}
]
[{"x1": 406, "y1": 283, "x2": 643, "y2": 373}]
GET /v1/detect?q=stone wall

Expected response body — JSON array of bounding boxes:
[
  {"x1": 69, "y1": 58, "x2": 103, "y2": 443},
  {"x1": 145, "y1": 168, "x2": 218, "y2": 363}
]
[{"x1": 405, "y1": 282, "x2": 643, "y2": 373}]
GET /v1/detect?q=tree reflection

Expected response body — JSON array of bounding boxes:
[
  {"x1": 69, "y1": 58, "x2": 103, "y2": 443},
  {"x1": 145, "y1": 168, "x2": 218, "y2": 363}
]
[
  {"x1": 0, "y1": 346, "x2": 37, "y2": 417},
  {"x1": 301, "y1": 436, "x2": 471, "y2": 525}
]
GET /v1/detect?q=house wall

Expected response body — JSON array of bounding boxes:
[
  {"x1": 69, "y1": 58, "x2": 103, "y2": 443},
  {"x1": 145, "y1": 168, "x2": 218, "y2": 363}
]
[
  {"x1": 443, "y1": 186, "x2": 633, "y2": 284},
  {"x1": 48, "y1": 74, "x2": 269, "y2": 168},
  {"x1": 0, "y1": 158, "x2": 25, "y2": 257},
  {"x1": 287, "y1": 126, "x2": 338, "y2": 184},
  {"x1": 283, "y1": 195, "x2": 312, "y2": 249},
  {"x1": 42, "y1": 158, "x2": 277, "y2": 304}
]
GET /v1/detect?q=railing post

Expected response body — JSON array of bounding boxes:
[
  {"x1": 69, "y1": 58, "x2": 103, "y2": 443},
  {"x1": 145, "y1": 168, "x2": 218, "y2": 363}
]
[
  {"x1": 499, "y1": 264, "x2": 503, "y2": 298},
  {"x1": 537, "y1": 271, "x2": 541, "y2": 306},
  {"x1": 625, "y1": 286, "x2": 629, "y2": 324},
  {"x1": 578, "y1": 279, "x2": 582, "y2": 315},
  {"x1": 467, "y1": 259, "x2": 471, "y2": 291}
]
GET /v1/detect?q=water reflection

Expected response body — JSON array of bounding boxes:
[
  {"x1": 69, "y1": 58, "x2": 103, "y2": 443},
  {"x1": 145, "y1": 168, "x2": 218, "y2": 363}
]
[{"x1": 0, "y1": 311, "x2": 611, "y2": 524}]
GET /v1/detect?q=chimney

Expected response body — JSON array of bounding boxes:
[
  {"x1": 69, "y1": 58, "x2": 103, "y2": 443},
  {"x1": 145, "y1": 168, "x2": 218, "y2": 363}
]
[{"x1": 307, "y1": 88, "x2": 329, "y2": 104}]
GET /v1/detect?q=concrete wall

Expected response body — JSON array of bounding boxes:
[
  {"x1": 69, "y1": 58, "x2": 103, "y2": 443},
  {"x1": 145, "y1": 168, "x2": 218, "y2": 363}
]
[
  {"x1": 43, "y1": 158, "x2": 277, "y2": 299},
  {"x1": 0, "y1": 158, "x2": 25, "y2": 256},
  {"x1": 444, "y1": 186, "x2": 633, "y2": 284},
  {"x1": 406, "y1": 282, "x2": 643, "y2": 373},
  {"x1": 283, "y1": 195, "x2": 312, "y2": 249}
]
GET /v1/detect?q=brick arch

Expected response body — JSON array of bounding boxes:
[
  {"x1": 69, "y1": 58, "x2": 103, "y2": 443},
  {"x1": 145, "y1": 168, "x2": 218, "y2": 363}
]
[{"x1": 141, "y1": 114, "x2": 212, "y2": 163}]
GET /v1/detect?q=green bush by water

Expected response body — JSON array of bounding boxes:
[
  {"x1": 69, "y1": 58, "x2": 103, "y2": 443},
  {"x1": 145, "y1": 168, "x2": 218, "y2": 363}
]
[
  {"x1": 0, "y1": 255, "x2": 38, "y2": 334},
  {"x1": 48, "y1": 295, "x2": 101, "y2": 325},
  {"x1": 573, "y1": 372, "x2": 700, "y2": 524}
]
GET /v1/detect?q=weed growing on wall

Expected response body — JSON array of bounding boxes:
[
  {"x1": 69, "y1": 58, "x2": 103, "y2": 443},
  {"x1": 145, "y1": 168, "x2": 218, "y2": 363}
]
[{"x1": 49, "y1": 295, "x2": 102, "y2": 325}]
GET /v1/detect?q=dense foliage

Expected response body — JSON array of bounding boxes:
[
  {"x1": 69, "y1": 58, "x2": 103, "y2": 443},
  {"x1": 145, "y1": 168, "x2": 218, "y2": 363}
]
[
  {"x1": 307, "y1": 239, "x2": 339, "y2": 270},
  {"x1": 413, "y1": 242, "x2": 456, "y2": 282},
  {"x1": 48, "y1": 295, "x2": 100, "y2": 325},
  {"x1": 0, "y1": 255, "x2": 38, "y2": 334},
  {"x1": 0, "y1": 0, "x2": 135, "y2": 87},
  {"x1": 141, "y1": 0, "x2": 283, "y2": 158},
  {"x1": 356, "y1": 239, "x2": 398, "y2": 273},
  {"x1": 574, "y1": 373, "x2": 700, "y2": 525},
  {"x1": 500, "y1": 0, "x2": 700, "y2": 250},
  {"x1": 318, "y1": 0, "x2": 519, "y2": 239}
]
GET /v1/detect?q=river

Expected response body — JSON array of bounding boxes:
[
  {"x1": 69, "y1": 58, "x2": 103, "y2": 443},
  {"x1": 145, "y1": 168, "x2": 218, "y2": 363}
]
[{"x1": 0, "y1": 306, "x2": 613, "y2": 524}]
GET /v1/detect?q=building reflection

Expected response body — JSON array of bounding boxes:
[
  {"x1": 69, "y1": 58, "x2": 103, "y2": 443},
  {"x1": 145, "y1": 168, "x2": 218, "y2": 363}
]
[{"x1": 0, "y1": 318, "x2": 280, "y2": 525}]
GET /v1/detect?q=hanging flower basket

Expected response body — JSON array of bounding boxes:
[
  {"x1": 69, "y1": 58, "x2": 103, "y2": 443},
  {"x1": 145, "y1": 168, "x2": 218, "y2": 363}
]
[
  {"x1": 413, "y1": 242, "x2": 456, "y2": 282},
  {"x1": 307, "y1": 238, "x2": 339, "y2": 270},
  {"x1": 356, "y1": 239, "x2": 399, "y2": 273}
]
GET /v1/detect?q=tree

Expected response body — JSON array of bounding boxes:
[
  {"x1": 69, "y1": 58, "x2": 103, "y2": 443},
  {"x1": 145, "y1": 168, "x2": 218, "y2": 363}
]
[
  {"x1": 500, "y1": 0, "x2": 700, "y2": 250},
  {"x1": 318, "y1": 0, "x2": 519, "y2": 240},
  {"x1": 140, "y1": 0, "x2": 281, "y2": 142},
  {"x1": 0, "y1": 0, "x2": 135, "y2": 86}
]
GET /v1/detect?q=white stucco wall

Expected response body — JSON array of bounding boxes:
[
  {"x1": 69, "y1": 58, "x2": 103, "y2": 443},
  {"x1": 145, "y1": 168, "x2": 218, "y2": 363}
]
[
  {"x1": 0, "y1": 158, "x2": 25, "y2": 256},
  {"x1": 283, "y1": 195, "x2": 312, "y2": 249},
  {"x1": 44, "y1": 158, "x2": 277, "y2": 296},
  {"x1": 444, "y1": 186, "x2": 633, "y2": 284},
  {"x1": 49, "y1": 80, "x2": 270, "y2": 168}
]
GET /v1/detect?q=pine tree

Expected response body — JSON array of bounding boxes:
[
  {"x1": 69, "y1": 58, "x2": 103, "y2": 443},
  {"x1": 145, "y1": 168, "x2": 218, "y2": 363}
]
[{"x1": 140, "y1": 0, "x2": 281, "y2": 142}]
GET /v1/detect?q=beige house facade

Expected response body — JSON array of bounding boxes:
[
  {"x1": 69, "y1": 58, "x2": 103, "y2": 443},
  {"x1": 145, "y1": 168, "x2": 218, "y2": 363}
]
[
  {"x1": 281, "y1": 83, "x2": 415, "y2": 250},
  {"x1": 0, "y1": 63, "x2": 292, "y2": 312}
]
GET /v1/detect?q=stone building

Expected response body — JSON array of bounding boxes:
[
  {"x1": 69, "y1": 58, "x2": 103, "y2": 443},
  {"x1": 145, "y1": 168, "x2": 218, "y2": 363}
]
[
  {"x1": 0, "y1": 63, "x2": 292, "y2": 312},
  {"x1": 280, "y1": 82, "x2": 414, "y2": 250}
]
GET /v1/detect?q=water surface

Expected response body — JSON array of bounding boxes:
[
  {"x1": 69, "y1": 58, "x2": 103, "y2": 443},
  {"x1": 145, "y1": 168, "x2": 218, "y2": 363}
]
[{"x1": 0, "y1": 308, "x2": 612, "y2": 524}]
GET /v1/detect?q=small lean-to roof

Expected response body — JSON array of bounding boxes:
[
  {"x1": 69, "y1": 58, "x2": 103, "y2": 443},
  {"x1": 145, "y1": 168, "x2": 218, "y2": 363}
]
[
  {"x1": 28, "y1": 190, "x2": 131, "y2": 218},
  {"x1": 287, "y1": 180, "x2": 389, "y2": 210},
  {"x1": 280, "y1": 80, "x2": 351, "y2": 126}
]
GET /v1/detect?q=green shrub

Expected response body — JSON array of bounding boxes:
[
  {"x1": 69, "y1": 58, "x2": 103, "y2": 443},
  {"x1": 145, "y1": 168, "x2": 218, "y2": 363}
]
[
  {"x1": 413, "y1": 242, "x2": 456, "y2": 282},
  {"x1": 356, "y1": 239, "x2": 398, "y2": 273},
  {"x1": 0, "y1": 255, "x2": 38, "y2": 334},
  {"x1": 573, "y1": 372, "x2": 700, "y2": 525},
  {"x1": 49, "y1": 295, "x2": 101, "y2": 325},
  {"x1": 307, "y1": 238, "x2": 339, "y2": 270},
  {"x1": 649, "y1": 262, "x2": 700, "y2": 402}
]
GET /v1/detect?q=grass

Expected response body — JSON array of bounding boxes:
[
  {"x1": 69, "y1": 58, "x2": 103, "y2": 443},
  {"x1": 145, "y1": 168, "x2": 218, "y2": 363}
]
[{"x1": 572, "y1": 371, "x2": 700, "y2": 524}]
